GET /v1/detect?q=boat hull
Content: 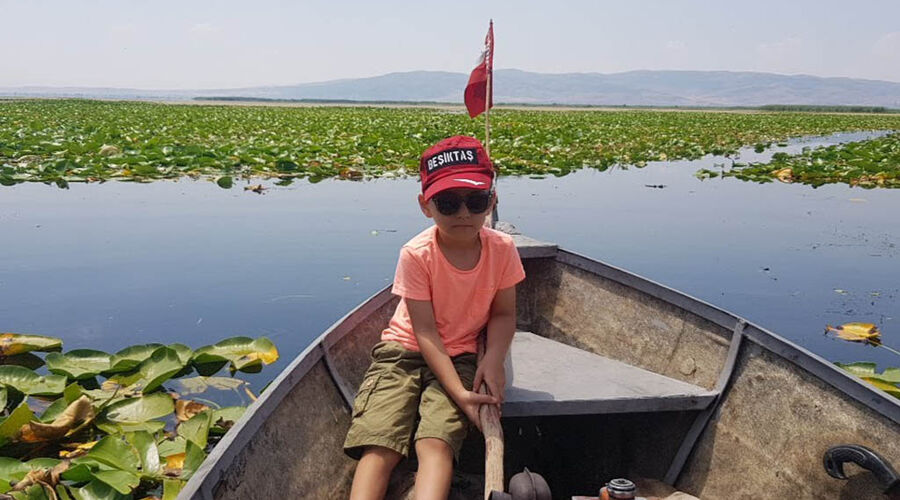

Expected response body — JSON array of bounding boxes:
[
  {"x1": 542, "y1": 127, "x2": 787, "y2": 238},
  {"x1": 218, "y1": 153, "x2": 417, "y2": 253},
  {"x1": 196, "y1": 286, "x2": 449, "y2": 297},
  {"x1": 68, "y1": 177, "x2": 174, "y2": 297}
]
[{"x1": 181, "y1": 240, "x2": 900, "y2": 500}]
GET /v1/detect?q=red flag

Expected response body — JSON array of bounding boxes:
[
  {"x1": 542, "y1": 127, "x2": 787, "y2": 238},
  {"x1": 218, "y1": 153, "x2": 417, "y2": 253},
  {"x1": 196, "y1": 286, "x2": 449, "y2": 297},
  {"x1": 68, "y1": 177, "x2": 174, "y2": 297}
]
[{"x1": 464, "y1": 21, "x2": 493, "y2": 118}]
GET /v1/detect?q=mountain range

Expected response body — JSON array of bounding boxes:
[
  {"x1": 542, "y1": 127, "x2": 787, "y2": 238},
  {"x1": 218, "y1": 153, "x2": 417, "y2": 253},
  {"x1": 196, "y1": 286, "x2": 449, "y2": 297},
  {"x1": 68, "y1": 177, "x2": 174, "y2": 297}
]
[{"x1": 4, "y1": 69, "x2": 900, "y2": 108}]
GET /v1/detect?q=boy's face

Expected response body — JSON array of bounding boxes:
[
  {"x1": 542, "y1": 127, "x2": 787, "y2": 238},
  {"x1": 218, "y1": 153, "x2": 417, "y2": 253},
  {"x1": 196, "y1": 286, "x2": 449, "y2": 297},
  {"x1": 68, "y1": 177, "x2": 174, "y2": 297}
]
[{"x1": 418, "y1": 188, "x2": 496, "y2": 241}]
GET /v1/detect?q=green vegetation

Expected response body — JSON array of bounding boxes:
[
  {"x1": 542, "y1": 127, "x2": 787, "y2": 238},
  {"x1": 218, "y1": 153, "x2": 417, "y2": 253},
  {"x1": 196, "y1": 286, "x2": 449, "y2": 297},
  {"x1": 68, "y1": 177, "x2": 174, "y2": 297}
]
[
  {"x1": 699, "y1": 132, "x2": 900, "y2": 188},
  {"x1": 0, "y1": 332, "x2": 278, "y2": 499},
  {"x1": 2, "y1": 99, "x2": 900, "y2": 188},
  {"x1": 757, "y1": 104, "x2": 897, "y2": 114}
]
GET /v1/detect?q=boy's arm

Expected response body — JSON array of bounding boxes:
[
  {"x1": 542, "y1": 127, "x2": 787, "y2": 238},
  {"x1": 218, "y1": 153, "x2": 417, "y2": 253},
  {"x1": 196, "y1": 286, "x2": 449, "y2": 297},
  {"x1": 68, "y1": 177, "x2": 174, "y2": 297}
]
[
  {"x1": 406, "y1": 297, "x2": 498, "y2": 429},
  {"x1": 475, "y1": 285, "x2": 516, "y2": 402}
]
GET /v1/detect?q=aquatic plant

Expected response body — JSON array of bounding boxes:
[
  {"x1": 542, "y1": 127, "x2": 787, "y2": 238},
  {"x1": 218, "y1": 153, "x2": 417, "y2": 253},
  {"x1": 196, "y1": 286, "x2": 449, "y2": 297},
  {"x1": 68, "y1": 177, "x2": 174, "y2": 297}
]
[
  {"x1": 3, "y1": 100, "x2": 900, "y2": 188},
  {"x1": 0, "y1": 333, "x2": 278, "y2": 499},
  {"x1": 699, "y1": 132, "x2": 900, "y2": 188},
  {"x1": 829, "y1": 323, "x2": 900, "y2": 398}
]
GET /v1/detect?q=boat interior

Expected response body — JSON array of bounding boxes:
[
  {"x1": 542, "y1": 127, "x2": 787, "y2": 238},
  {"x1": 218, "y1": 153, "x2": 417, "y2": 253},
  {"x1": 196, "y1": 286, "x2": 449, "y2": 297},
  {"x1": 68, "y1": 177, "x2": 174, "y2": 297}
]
[{"x1": 189, "y1": 233, "x2": 900, "y2": 499}]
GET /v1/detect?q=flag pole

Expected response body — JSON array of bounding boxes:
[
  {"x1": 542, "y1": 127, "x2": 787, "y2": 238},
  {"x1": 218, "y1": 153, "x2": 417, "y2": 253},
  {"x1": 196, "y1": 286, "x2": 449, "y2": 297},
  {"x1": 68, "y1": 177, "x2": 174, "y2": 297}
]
[{"x1": 484, "y1": 20, "x2": 492, "y2": 158}]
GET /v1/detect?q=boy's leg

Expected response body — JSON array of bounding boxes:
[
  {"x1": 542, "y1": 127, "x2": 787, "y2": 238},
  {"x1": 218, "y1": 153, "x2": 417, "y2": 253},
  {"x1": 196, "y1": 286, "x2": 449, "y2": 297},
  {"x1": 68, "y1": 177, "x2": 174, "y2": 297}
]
[
  {"x1": 412, "y1": 353, "x2": 478, "y2": 498},
  {"x1": 350, "y1": 445, "x2": 403, "y2": 500},
  {"x1": 413, "y1": 438, "x2": 454, "y2": 500}
]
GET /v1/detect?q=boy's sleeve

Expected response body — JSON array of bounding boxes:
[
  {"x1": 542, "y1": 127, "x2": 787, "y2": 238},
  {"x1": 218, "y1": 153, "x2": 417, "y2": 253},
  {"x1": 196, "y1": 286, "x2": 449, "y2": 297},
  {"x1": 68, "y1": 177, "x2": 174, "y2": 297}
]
[
  {"x1": 498, "y1": 238, "x2": 526, "y2": 289},
  {"x1": 390, "y1": 246, "x2": 432, "y2": 301}
]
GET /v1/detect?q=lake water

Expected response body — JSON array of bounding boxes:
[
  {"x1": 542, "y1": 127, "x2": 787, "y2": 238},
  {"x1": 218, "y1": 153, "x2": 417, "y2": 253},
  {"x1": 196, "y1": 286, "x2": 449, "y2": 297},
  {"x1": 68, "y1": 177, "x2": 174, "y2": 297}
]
[{"x1": 1, "y1": 130, "x2": 898, "y2": 391}]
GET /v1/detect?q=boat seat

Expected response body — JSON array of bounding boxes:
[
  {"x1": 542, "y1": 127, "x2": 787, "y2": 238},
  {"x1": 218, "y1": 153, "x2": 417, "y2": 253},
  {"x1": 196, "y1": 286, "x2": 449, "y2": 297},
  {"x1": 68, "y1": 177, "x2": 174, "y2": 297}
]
[{"x1": 502, "y1": 331, "x2": 718, "y2": 418}]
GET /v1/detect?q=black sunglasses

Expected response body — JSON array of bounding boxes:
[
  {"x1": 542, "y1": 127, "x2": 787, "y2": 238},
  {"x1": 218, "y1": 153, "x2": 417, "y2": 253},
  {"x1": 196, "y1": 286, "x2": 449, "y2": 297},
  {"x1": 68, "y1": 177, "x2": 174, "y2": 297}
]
[{"x1": 432, "y1": 190, "x2": 492, "y2": 216}]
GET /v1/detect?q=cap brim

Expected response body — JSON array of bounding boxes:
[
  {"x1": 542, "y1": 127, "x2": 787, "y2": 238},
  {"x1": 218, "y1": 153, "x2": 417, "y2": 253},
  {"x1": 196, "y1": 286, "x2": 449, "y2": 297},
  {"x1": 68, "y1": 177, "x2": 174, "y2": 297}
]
[{"x1": 423, "y1": 173, "x2": 493, "y2": 200}]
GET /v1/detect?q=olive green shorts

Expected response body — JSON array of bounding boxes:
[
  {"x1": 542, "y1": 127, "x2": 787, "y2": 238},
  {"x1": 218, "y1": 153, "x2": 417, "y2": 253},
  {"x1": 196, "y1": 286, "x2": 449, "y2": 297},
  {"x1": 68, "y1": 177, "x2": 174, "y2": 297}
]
[{"x1": 343, "y1": 341, "x2": 477, "y2": 461}]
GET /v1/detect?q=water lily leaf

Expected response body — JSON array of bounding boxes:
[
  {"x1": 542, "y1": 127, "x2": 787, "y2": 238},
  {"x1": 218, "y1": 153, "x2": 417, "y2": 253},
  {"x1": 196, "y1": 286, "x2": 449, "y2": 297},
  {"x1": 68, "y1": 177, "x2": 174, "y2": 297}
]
[
  {"x1": 0, "y1": 457, "x2": 29, "y2": 484},
  {"x1": 182, "y1": 440, "x2": 205, "y2": 480},
  {"x1": 92, "y1": 470, "x2": 139, "y2": 495},
  {"x1": 139, "y1": 347, "x2": 186, "y2": 393},
  {"x1": 10, "y1": 483, "x2": 50, "y2": 500},
  {"x1": 192, "y1": 337, "x2": 279, "y2": 375},
  {"x1": 40, "y1": 382, "x2": 87, "y2": 423},
  {"x1": 0, "y1": 366, "x2": 66, "y2": 396},
  {"x1": 19, "y1": 396, "x2": 94, "y2": 443},
  {"x1": 177, "y1": 410, "x2": 212, "y2": 449},
  {"x1": 0, "y1": 387, "x2": 6, "y2": 411},
  {"x1": 95, "y1": 393, "x2": 173, "y2": 435},
  {"x1": 835, "y1": 361, "x2": 876, "y2": 377},
  {"x1": 162, "y1": 479, "x2": 184, "y2": 500},
  {"x1": 167, "y1": 376, "x2": 247, "y2": 396},
  {"x1": 174, "y1": 399, "x2": 209, "y2": 423},
  {"x1": 157, "y1": 437, "x2": 186, "y2": 459},
  {"x1": 46, "y1": 350, "x2": 111, "y2": 380},
  {"x1": 84, "y1": 436, "x2": 140, "y2": 472},
  {"x1": 0, "y1": 353, "x2": 45, "y2": 370},
  {"x1": 211, "y1": 406, "x2": 245, "y2": 434},
  {"x1": 825, "y1": 323, "x2": 881, "y2": 345},
  {"x1": 68, "y1": 480, "x2": 129, "y2": 500},
  {"x1": 216, "y1": 176, "x2": 233, "y2": 189},
  {"x1": 0, "y1": 334, "x2": 62, "y2": 357},
  {"x1": 60, "y1": 464, "x2": 92, "y2": 483},
  {"x1": 125, "y1": 431, "x2": 161, "y2": 476},
  {"x1": 167, "y1": 344, "x2": 193, "y2": 366},
  {"x1": 56, "y1": 485, "x2": 74, "y2": 500},
  {"x1": 0, "y1": 402, "x2": 35, "y2": 446},
  {"x1": 861, "y1": 377, "x2": 900, "y2": 398},
  {"x1": 106, "y1": 344, "x2": 164, "y2": 374}
]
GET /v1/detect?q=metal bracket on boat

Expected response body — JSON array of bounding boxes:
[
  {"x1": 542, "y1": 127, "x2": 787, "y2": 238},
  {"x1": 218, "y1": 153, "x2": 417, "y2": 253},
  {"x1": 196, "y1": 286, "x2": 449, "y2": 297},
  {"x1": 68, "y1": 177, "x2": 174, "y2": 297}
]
[
  {"x1": 322, "y1": 346, "x2": 354, "y2": 410},
  {"x1": 824, "y1": 444, "x2": 900, "y2": 497},
  {"x1": 663, "y1": 319, "x2": 746, "y2": 485}
]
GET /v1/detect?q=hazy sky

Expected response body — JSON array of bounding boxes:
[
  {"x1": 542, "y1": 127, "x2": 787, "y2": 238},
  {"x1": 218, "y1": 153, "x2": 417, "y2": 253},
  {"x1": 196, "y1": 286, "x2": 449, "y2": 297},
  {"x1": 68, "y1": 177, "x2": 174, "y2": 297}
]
[{"x1": 2, "y1": 0, "x2": 899, "y2": 89}]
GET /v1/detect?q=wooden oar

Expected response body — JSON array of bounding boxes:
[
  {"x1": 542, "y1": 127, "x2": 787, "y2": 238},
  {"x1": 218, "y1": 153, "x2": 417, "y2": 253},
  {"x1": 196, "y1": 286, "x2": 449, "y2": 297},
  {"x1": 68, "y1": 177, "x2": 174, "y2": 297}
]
[{"x1": 477, "y1": 338, "x2": 504, "y2": 499}]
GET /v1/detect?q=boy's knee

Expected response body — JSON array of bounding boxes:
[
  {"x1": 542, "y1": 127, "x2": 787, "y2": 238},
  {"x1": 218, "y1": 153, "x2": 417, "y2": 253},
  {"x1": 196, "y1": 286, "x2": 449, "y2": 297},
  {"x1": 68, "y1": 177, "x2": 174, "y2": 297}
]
[
  {"x1": 361, "y1": 445, "x2": 404, "y2": 468},
  {"x1": 415, "y1": 438, "x2": 453, "y2": 460}
]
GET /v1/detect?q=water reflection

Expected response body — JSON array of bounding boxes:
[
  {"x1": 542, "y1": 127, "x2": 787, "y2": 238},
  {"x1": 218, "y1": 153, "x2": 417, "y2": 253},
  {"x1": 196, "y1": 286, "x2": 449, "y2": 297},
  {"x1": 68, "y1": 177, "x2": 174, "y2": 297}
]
[{"x1": 0, "y1": 130, "x2": 897, "y2": 393}]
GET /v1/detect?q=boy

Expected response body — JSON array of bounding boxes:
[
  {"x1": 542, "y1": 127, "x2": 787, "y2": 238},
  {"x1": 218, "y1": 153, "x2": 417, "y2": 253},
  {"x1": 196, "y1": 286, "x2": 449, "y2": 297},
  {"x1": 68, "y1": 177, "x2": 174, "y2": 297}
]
[{"x1": 344, "y1": 136, "x2": 525, "y2": 500}]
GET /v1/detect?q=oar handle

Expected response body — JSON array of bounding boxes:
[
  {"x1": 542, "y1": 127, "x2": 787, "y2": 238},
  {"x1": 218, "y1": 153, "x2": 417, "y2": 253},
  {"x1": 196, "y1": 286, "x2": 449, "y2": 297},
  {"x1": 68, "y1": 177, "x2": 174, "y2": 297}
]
[{"x1": 477, "y1": 338, "x2": 504, "y2": 500}]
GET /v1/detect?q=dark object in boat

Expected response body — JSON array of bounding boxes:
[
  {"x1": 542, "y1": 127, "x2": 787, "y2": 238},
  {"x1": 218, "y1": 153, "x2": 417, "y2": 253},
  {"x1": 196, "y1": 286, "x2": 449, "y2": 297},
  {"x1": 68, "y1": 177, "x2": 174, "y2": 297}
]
[
  {"x1": 824, "y1": 444, "x2": 900, "y2": 497},
  {"x1": 507, "y1": 468, "x2": 551, "y2": 500}
]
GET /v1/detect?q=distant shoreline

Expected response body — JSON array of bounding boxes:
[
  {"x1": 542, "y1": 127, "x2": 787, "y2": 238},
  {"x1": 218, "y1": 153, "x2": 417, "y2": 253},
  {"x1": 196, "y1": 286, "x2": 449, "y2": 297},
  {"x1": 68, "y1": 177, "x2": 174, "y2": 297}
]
[
  {"x1": 1, "y1": 96, "x2": 894, "y2": 115},
  {"x1": 2, "y1": 95, "x2": 898, "y2": 114}
]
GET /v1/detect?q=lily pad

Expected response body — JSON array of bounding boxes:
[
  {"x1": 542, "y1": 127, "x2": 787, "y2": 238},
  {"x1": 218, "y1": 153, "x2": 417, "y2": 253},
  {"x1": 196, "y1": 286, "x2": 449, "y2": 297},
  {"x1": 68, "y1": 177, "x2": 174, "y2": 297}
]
[
  {"x1": 95, "y1": 393, "x2": 173, "y2": 434},
  {"x1": 178, "y1": 410, "x2": 212, "y2": 449},
  {"x1": 211, "y1": 406, "x2": 246, "y2": 434},
  {"x1": 168, "y1": 376, "x2": 247, "y2": 396},
  {"x1": 68, "y1": 480, "x2": 129, "y2": 500},
  {"x1": 106, "y1": 344, "x2": 164, "y2": 374},
  {"x1": 46, "y1": 350, "x2": 111, "y2": 380},
  {"x1": 84, "y1": 435, "x2": 140, "y2": 472},
  {"x1": 0, "y1": 366, "x2": 66, "y2": 395},
  {"x1": 92, "y1": 470, "x2": 140, "y2": 495},
  {"x1": 0, "y1": 334, "x2": 62, "y2": 357},
  {"x1": 0, "y1": 402, "x2": 35, "y2": 446},
  {"x1": 125, "y1": 431, "x2": 161, "y2": 476},
  {"x1": 139, "y1": 347, "x2": 186, "y2": 393},
  {"x1": 193, "y1": 337, "x2": 279, "y2": 375},
  {"x1": 0, "y1": 353, "x2": 45, "y2": 370}
]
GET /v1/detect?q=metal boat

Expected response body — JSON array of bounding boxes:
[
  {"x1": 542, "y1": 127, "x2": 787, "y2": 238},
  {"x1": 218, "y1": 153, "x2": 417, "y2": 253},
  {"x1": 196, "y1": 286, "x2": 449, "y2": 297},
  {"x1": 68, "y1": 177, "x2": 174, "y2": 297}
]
[{"x1": 181, "y1": 226, "x2": 900, "y2": 499}]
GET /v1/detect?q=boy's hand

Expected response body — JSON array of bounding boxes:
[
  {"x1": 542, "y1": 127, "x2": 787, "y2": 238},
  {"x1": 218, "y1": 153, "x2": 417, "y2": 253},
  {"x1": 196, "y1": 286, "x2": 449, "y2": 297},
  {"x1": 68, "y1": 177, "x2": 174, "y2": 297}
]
[
  {"x1": 473, "y1": 357, "x2": 506, "y2": 403},
  {"x1": 455, "y1": 390, "x2": 498, "y2": 431}
]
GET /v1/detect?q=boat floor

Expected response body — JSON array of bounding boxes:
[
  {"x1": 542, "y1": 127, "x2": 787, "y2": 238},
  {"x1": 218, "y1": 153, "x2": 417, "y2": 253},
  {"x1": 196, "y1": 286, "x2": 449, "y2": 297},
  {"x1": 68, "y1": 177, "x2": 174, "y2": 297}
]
[{"x1": 503, "y1": 332, "x2": 717, "y2": 417}]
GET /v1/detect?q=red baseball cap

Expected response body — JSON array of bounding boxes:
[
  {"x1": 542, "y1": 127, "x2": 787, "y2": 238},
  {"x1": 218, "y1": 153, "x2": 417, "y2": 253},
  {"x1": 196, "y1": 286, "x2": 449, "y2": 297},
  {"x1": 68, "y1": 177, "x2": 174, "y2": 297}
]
[{"x1": 419, "y1": 136, "x2": 494, "y2": 200}]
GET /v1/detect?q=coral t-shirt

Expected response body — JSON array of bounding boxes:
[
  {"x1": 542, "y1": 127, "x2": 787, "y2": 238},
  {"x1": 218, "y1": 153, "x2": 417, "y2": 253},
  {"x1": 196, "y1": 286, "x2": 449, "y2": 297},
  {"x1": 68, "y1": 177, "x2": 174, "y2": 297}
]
[{"x1": 381, "y1": 225, "x2": 526, "y2": 356}]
